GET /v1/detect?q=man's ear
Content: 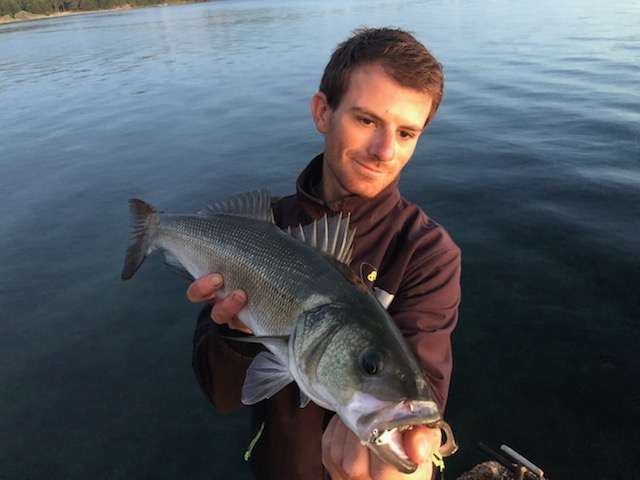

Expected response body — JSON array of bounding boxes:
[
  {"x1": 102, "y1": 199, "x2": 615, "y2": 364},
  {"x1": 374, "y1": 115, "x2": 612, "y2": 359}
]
[{"x1": 311, "y1": 91, "x2": 331, "y2": 134}]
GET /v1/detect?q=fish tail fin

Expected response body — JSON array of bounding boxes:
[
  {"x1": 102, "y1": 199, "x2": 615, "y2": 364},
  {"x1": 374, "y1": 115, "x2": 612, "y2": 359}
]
[{"x1": 121, "y1": 199, "x2": 159, "y2": 280}]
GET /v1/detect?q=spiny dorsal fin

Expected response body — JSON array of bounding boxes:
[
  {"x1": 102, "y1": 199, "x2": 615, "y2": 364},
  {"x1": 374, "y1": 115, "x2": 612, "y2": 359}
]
[
  {"x1": 287, "y1": 213, "x2": 356, "y2": 265},
  {"x1": 199, "y1": 190, "x2": 274, "y2": 223}
]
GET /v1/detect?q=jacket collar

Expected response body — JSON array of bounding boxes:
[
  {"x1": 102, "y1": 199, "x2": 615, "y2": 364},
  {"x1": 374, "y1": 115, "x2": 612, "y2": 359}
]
[{"x1": 295, "y1": 154, "x2": 401, "y2": 224}]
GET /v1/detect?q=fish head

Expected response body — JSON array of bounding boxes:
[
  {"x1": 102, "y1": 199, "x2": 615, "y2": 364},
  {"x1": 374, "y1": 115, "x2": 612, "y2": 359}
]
[{"x1": 293, "y1": 299, "x2": 455, "y2": 473}]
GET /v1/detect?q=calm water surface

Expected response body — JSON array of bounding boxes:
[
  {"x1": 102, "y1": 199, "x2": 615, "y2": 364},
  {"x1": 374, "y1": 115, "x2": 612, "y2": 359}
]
[{"x1": 1, "y1": 0, "x2": 639, "y2": 478}]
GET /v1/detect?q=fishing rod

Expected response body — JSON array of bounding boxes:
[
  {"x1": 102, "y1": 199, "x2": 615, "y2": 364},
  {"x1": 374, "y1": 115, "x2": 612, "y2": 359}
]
[{"x1": 477, "y1": 442, "x2": 547, "y2": 480}]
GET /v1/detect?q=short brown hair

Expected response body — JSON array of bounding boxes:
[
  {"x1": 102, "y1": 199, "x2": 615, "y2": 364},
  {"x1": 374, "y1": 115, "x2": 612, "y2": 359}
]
[{"x1": 319, "y1": 27, "x2": 444, "y2": 126}]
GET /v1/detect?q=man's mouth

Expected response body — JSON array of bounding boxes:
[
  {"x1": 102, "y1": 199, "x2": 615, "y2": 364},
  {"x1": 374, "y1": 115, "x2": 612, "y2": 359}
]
[{"x1": 353, "y1": 157, "x2": 386, "y2": 175}]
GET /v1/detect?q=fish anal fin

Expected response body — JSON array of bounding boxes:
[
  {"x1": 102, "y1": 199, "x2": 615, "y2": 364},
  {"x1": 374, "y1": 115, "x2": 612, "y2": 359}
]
[{"x1": 162, "y1": 251, "x2": 195, "y2": 281}]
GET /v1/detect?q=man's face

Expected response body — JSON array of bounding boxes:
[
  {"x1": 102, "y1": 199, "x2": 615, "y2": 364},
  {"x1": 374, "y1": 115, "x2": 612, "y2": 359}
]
[{"x1": 313, "y1": 63, "x2": 433, "y2": 201}]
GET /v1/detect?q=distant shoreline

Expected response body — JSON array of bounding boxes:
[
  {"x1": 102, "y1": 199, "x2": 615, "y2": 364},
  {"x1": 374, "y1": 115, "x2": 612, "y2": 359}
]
[{"x1": 0, "y1": 1, "x2": 200, "y2": 25}]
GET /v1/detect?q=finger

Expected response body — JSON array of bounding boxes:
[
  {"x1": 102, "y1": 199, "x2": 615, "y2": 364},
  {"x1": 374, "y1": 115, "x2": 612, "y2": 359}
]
[
  {"x1": 326, "y1": 466, "x2": 346, "y2": 480},
  {"x1": 186, "y1": 274, "x2": 223, "y2": 302},
  {"x1": 403, "y1": 425, "x2": 441, "y2": 464},
  {"x1": 323, "y1": 416, "x2": 345, "y2": 480},
  {"x1": 341, "y1": 427, "x2": 370, "y2": 480},
  {"x1": 322, "y1": 415, "x2": 337, "y2": 465},
  {"x1": 228, "y1": 314, "x2": 253, "y2": 334},
  {"x1": 211, "y1": 290, "x2": 247, "y2": 326},
  {"x1": 323, "y1": 416, "x2": 349, "y2": 479},
  {"x1": 369, "y1": 450, "x2": 397, "y2": 480},
  {"x1": 330, "y1": 416, "x2": 350, "y2": 473}
]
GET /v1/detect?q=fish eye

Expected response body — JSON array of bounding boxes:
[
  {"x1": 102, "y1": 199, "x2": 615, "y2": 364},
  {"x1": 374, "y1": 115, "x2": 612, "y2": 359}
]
[{"x1": 360, "y1": 348, "x2": 384, "y2": 376}]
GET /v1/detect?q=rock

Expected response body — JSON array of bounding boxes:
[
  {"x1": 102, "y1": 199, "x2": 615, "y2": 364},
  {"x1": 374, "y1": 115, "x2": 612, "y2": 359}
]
[{"x1": 456, "y1": 461, "x2": 515, "y2": 480}]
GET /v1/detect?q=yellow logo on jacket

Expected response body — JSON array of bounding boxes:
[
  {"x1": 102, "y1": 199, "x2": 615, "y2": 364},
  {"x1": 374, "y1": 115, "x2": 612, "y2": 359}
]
[{"x1": 360, "y1": 263, "x2": 378, "y2": 284}]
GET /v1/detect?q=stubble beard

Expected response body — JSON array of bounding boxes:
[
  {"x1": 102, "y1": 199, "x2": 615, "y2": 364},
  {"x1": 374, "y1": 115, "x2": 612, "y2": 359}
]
[{"x1": 343, "y1": 150, "x2": 395, "y2": 198}]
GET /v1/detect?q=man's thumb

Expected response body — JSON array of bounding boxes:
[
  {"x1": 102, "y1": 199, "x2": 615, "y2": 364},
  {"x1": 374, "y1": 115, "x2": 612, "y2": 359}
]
[{"x1": 403, "y1": 426, "x2": 437, "y2": 464}]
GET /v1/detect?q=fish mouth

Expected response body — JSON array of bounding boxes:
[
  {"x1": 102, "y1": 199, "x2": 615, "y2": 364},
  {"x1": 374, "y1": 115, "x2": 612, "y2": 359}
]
[{"x1": 359, "y1": 401, "x2": 458, "y2": 474}]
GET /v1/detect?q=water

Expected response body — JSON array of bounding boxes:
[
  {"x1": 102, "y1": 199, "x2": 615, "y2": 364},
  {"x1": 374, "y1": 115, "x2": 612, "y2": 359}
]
[{"x1": 1, "y1": 0, "x2": 638, "y2": 478}]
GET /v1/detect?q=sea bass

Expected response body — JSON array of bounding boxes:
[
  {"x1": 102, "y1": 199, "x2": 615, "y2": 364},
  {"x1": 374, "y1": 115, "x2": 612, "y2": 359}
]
[{"x1": 121, "y1": 190, "x2": 457, "y2": 472}]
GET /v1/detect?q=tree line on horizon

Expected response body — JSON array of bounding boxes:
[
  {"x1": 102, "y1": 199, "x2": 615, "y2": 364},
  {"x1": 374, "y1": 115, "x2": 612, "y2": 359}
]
[{"x1": 1, "y1": 0, "x2": 178, "y2": 17}]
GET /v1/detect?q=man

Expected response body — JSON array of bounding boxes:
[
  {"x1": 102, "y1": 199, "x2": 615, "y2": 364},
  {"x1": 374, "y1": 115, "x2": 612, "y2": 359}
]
[{"x1": 188, "y1": 28, "x2": 461, "y2": 480}]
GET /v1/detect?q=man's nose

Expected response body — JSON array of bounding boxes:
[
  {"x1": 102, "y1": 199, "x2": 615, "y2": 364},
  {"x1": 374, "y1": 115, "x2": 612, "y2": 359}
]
[{"x1": 368, "y1": 128, "x2": 395, "y2": 162}]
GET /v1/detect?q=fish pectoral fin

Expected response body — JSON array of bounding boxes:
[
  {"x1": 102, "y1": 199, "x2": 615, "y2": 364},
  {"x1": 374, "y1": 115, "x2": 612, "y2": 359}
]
[
  {"x1": 298, "y1": 389, "x2": 311, "y2": 408},
  {"x1": 242, "y1": 351, "x2": 293, "y2": 405}
]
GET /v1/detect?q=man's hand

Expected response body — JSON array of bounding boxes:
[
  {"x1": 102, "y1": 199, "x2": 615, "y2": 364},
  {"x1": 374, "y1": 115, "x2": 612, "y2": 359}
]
[
  {"x1": 186, "y1": 273, "x2": 252, "y2": 334},
  {"x1": 322, "y1": 415, "x2": 440, "y2": 480}
]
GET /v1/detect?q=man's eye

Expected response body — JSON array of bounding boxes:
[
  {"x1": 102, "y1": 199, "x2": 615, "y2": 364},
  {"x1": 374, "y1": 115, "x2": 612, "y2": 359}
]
[
  {"x1": 399, "y1": 131, "x2": 415, "y2": 140},
  {"x1": 358, "y1": 116, "x2": 374, "y2": 126}
]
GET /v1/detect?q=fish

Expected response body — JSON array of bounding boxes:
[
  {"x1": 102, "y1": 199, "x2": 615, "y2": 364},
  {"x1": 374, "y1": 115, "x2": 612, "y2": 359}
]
[{"x1": 121, "y1": 190, "x2": 458, "y2": 473}]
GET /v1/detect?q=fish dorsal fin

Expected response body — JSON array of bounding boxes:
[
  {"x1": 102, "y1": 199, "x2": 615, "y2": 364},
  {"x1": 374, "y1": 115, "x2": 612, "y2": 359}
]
[
  {"x1": 199, "y1": 190, "x2": 275, "y2": 223},
  {"x1": 242, "y1": 351, "x2": 293, "y2": 405},
  {"x1": 286, "y1": 213, "x2": 356, "y2": 264}
]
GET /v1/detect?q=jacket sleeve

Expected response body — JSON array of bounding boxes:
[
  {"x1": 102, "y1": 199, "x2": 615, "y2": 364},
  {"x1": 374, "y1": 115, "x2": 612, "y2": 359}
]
[
  {"x1": 388, "y1": 246, "x2": 461, "y2": 413},
  {"x1": 191, "y1": 305, "x2": 260, "y2": 413}
]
